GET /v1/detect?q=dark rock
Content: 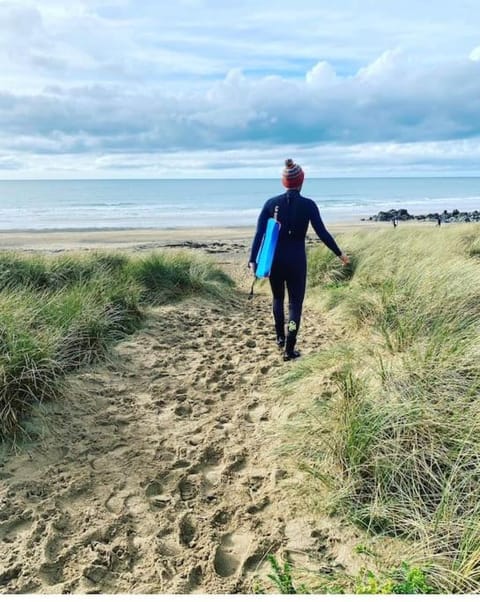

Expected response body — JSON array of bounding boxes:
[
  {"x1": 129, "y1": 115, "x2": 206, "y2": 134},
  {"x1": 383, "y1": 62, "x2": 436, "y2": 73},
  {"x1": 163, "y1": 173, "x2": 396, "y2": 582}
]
[{"x1": 365, "y1": 208, "x2": 480, "y2": 223}]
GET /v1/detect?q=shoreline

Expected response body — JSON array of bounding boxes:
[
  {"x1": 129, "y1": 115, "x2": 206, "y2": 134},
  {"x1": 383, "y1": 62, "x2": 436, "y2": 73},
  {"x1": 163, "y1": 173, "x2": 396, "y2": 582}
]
[
  {"x1": 0, "y1": 219, "x2": 456, "y2": 254},
  {"x1": 0, "y1": 222, "x2": 383, "y2": 252}
]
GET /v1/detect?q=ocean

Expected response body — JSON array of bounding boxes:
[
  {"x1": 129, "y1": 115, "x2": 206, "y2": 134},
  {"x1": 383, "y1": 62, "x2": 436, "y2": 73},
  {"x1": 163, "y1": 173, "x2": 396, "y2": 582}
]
[{"x1": 0, "y1": 178, "x2": 479, "y2": 231}]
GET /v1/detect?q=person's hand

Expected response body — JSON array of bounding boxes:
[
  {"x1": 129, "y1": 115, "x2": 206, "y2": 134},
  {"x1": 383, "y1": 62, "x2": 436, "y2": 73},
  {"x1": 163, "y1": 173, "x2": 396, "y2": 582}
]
[
  {"x1": 249, "y1": 262, "x2": 257, "y2": 274},
  {"x1": 340, "y1": 253, "x2": 350, "y2": 266}
]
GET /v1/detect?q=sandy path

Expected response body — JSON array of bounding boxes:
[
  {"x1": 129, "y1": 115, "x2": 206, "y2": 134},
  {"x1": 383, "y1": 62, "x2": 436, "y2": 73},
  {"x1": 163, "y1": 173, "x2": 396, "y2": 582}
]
[{"x1": 0, "y1": 281, "x2": 338, "y2": 594}]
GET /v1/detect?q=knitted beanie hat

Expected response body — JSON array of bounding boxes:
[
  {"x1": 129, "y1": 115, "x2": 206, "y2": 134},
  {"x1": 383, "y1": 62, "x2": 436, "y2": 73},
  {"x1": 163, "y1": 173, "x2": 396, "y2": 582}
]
[{"x1": 282, "y1": 158, "x2": 304, "y2": 189}]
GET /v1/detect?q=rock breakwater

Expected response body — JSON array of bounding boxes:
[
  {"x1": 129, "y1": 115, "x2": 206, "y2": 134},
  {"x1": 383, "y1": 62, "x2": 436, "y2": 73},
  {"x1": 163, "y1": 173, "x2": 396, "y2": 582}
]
[{"x1": 363, "y1": 208, "x2": 480, "y2": 223}]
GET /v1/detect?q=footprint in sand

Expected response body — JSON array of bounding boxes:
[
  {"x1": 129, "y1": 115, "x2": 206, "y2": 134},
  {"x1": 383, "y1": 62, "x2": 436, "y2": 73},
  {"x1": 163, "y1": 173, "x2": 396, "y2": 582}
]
[
  {"x1": 246, "y1": 402, "x2": 269, "y2": 423},
  {"x1": 178, "y1": 513, "x2": 196, "y2": 547},
  {"x1": 246, "y1": 496, "x2": 270, "y2": 515},
  {"x1": 174, "y1": 403, "x2": 192, "y2": 418},
  {"x1": 154, "y1": 448, "x2": 177, "y2": 463},
  {"x1": 192, "y1": 446, "x2": 224, "y2": 492},
  {"x1": 178, "y1": 477, "x2": 198, "y2": 502},
  {"x1": 186, "y1": 565, "x2": 203, "y2": 591},
  {"x1": 125, "y1": 493, "x2": 145, "y2": 514},
  {"x1": 144, "y1": 480, "x2": 172, "y2": 509},
  {"x1": 105, "y1": 489, "x2": 127, "y2": 514},
  {"x1": 174, "y1": 388, "x2": 188, "y2": 401},
  {"x1": 90, "y1": 445, "x2": 129, "y2": 472},
  {"x1": 145, "y1": 481, "x2": 163, "y2": 497},
  {"x1": 38, "y1": 557, "x2": 66, "y2": 586},
  {"x1": 0, "y1": 512, "x2": 34, "y2": 542},
  {"x1": 211, "y1": 509, "x2": 231, "y2": 529},
  {"x1": 224, "y1": 454, "x2": 247, "y2": 476},
  {"x1": 42, "y1": 529, "x2": 67, "y2": 563},
  {"x1": 213, "y1": 531, "x2": 252, "y2": 578}
]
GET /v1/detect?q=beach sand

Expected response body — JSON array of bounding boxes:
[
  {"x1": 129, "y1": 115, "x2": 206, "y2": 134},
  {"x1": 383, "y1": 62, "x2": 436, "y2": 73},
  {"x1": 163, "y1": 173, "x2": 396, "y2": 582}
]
[
  {"x1": 0, "y1": 225, "x2": 387, "y2": 594},
  {"x1": 0, "y1": 220, "x2": 390, "y2": 252},
  {"x1": 0, "y1": 227, "x2": 254, "y2": 252}
]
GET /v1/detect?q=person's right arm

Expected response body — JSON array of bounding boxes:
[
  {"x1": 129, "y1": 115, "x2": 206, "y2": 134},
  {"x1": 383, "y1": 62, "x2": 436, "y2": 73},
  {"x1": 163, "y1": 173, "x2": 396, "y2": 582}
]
[{"x1": 248, "y1": 203, "x2": 270, "y2": 271}]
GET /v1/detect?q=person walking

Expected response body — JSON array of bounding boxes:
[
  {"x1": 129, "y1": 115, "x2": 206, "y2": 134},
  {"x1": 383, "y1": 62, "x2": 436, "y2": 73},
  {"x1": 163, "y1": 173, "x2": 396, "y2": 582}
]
[{"x1": 249, "y1": 159, "x2": 349, "y2": 361}]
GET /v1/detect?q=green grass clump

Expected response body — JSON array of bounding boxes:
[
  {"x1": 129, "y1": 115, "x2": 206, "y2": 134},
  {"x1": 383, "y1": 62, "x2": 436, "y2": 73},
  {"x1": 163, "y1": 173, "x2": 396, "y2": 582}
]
[
  {"x1": 0, "y1": 250, "x2": 233, "y2": 440},
  {"x1": 353, "y1": 562, "x2": 433, "y2": 594},
  {"x1": 257, "y1": 554, "x2": 433, "y2": 594},
  {"x1": 0, "y1": 251, "x2": 128, "y2": 291},
  {"x1": 125, "y1": 252, "x2": 233, "y2": 304},
  {"x1": 285, "y1": 224, "x2": 480, "y2": 592},
  {"x1": 266, "y1": 555, "x2": 301, "y2": 594}
]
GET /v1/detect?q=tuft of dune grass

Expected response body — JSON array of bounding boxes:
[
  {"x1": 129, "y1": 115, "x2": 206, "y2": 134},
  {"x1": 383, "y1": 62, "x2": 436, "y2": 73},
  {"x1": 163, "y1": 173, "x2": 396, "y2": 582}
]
[{"x1": 125, "y1": 251, "x2": 233, "y2": 304}]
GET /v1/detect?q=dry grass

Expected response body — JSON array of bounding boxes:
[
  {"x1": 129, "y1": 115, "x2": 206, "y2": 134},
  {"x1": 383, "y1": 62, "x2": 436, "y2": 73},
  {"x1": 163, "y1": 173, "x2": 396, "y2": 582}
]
[{"x1": 280, "y1": 224, "x2": 480, "y2": 592}]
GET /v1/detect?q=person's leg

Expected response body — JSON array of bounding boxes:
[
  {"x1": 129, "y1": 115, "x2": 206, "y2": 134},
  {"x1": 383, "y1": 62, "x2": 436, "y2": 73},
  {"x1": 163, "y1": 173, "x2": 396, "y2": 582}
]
[
  {"x1": 284, "y1": 262, "x2": 307, "y2": 357},
  {"x1": 269, "y1": 263, "x2": 286, "y2": 345}
]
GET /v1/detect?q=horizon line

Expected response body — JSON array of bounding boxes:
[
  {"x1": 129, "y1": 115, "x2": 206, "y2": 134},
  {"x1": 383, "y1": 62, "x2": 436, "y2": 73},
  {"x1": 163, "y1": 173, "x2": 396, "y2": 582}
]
[{"x1": 1, "y1": 175, "x2": 480, "y2": 182}]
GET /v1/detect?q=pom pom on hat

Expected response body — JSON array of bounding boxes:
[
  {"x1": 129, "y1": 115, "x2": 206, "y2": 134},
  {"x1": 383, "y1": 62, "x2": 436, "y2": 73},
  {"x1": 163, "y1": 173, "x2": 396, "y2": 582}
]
[{"x1": 282, "y1": 158, "x2": 304, "y2": 189}]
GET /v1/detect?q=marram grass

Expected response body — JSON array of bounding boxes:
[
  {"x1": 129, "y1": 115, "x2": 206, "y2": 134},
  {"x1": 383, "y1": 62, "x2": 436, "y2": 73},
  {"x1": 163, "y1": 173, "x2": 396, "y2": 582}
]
[
  {"x1": 0, "y1": 250, "x2": 233, "y2": 440},
  {"x1": 283, "y1": 224, "x2": 480, "y2": 592}
]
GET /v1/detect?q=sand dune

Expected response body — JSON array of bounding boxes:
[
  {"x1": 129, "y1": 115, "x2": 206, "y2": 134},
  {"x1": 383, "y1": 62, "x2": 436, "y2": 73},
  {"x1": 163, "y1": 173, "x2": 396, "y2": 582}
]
[{"x1": 0, "y1": 258, "x2": 357, "y2": 594}]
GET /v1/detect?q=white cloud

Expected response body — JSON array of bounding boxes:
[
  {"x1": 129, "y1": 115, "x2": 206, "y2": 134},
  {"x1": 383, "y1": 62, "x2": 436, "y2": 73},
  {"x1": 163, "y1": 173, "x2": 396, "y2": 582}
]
[
  {"x1": 306, "y1": 61, "x2": 339, "y2": 87},
  {"x1": 5, "y1": 138, "x2": 480, "y2": 179},
  {"x1": 1, "y1": 1, "x2": 480, "y2": 176},
  {"x1": 3, "y1": 50, "x2": 480, "y2": 153},
  {"x1": 470, "y1": 46, "x2": 480, "y2": 61},
  {"x1": 357, "y1": 48, "x2": 406, "y2": 80}
]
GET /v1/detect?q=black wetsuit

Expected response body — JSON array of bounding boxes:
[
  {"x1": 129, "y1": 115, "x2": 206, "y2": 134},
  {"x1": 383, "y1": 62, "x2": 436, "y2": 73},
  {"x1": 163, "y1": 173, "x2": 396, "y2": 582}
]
[{"x1": 249, "y1": 189, "x2": 342, "y2": 353}]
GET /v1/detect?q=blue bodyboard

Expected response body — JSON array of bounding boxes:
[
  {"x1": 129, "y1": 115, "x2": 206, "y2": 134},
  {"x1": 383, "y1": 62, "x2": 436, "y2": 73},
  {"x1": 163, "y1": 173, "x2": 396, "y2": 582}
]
[{"x1": 255, "y1": 218, "x2": 280, "y2": 278}]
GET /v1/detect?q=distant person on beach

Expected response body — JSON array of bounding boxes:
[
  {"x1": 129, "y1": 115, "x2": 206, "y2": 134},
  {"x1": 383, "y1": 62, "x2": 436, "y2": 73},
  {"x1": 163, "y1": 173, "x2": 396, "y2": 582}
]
[
  {"x1": 392, "y1": 218, "x2": 397, "y2": 228},
  {"x1": 437, "y1": 216, "x2": 442, "y2": 226},
  {"x1": 249, "y1": 159, "x2": 349, "y2": 361}
]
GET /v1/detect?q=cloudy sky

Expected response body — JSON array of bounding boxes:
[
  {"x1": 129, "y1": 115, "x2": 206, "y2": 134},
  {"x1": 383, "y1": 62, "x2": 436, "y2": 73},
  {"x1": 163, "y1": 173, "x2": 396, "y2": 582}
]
[{"x1": 1, "y1": 0, "x2": 480, "y2": 178}]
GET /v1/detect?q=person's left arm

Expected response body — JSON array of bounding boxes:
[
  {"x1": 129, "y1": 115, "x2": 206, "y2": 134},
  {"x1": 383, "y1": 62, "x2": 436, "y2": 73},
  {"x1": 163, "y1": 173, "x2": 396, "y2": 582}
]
[{"x1": 310, "y1": 201, "x2": 349, "y2": 263}]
